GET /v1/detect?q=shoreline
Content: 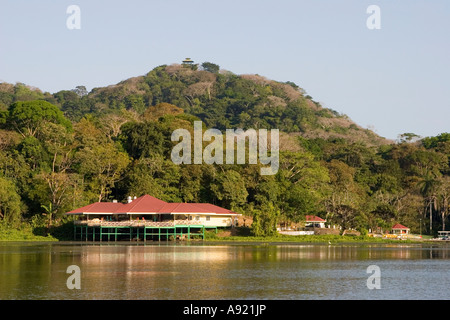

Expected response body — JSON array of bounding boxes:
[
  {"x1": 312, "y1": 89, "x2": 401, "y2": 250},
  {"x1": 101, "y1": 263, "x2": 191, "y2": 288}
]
[
  {"x1": 1, "y1": 235, "x2": 446, "y2": 245},
  {"x1": 0, "y1": 223, "x2": 445, "y2": 244}
]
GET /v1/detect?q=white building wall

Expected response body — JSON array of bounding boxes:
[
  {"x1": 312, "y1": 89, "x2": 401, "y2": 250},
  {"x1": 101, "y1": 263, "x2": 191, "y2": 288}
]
[
  {"x1": 174, "y1": 214, "x2": 234, "y2": 227},
  {"x1": 200, "y1": 215, "x2": 233, "y2": 227}
]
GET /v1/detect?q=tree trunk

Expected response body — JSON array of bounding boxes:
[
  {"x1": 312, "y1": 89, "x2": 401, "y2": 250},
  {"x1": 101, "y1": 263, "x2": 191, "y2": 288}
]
[{"x1": 429, "y1": 200, "x2": 433, "y2": 234}]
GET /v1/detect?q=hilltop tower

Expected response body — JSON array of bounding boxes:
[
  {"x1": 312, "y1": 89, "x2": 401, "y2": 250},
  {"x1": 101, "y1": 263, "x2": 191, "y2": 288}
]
[
  {"x1": 182, "y1": 58, "x2": 198, "y2": 70},
  {"x1": 182, "y1": 58, "x2": 194, "y2": 66}
]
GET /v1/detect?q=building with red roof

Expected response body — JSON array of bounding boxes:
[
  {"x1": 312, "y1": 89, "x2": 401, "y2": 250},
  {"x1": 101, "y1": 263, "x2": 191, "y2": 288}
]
[
  {"x1": 305, "y1": 215, "x2": 327, "y2": 228},
  {"x1": 391, "y1": 223, "x2": 410, "y2": 235},
  {"x1": 116, "y1": 195, "x2": 168, "y2": 214},
  {"x1": 66, "y1": 202, "x2": 125, "y2": 215},
  {"x1": 66, "y1": 194, "x2": 240, "y2": 240}
]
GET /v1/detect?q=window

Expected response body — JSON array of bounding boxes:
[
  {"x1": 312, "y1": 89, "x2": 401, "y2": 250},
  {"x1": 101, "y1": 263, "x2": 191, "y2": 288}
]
[
  {"x1": 195, "y1": 216, "x2": 200, "y2": 221},
  {"x1": 206, "y1": 216, "x2": 210, "y2": 221}
]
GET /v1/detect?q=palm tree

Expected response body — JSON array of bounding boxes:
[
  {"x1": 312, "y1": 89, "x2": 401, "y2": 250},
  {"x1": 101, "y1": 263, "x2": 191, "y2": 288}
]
[
  {"x1": 41, "y1": 202, "x2": 54, "y2": 229},
  {"x1": 418, "y1": 173, "x2": 441, "y2": 234},
  {"x1": 436, "y1": 176, "x2": 450, "y2": 231}
]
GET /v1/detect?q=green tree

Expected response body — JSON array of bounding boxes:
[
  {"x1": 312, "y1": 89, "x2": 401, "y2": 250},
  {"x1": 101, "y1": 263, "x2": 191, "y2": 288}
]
[
  {"x1": 210, "y1": 169, "x2": 248, "y2": 210},
  {"x1": 277, "y1": 151, "x2": 330, "y2": 222},
  {"x1": 201, "y1": 62, "x2": 220, "y2": 74},
  {"x1": 122, "y1": 156, "x2": 181, "y2": 202},
  {"x1": 35, "y1": 172, "x2": 77, "y2": 225},
  {"x1": 324, "y1": 160, "x2": 367, "y2": 233},
  {"x1": 18, "y1": 136, "x2": 50, "y2": 171},
  {"x1": 251, "y1": 202, "x2": 280, "y2": 237},
  {"x1": 72, "y1": 85, "x2": 88, "y2": 97},
  {"x1": 125, "y1": 94, "x2": 146, "y2": 114},
  {"x1": 7, "y1": 100, "x2": 72, "y2": 138},
  {"x1": 419, "y1": 172, "x2": 441, "y2": 234},
  {"x1": 178, "y1": 164, "x2": 204, "y2": 202},
  {"x1": 369, "y1": 203, "x2": 397, "y2": 232},
  {"x1": 120, "y1": 121, "x2": 170, "y2": 159},
  {"x1": 76, "y1": 142, "x2": 130, "y2": 202},
  {"x1": 436, "y1": 176, "x2": 450, "y2": 231},
  {"x1": 13, "y1": 83, "x2": 45, "y2": 101},
  {"x1": 398, "y1": 132, "x2": 421, "y2": 143},
  {"x1": 0, "y1": 176, "x2": 22, "y2": 226},
  {"x1": 329, "y1": 204, "x2": 362, "y2": 235}
]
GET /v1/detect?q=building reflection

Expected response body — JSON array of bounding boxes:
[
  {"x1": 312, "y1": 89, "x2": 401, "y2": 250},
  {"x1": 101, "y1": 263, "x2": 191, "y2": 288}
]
[
  {"x1": 76, "y1": 244, "x2": 236, "y2": 299},
  {"x1": 4, "y1": 242, "x2": 448, "y2": 299}
]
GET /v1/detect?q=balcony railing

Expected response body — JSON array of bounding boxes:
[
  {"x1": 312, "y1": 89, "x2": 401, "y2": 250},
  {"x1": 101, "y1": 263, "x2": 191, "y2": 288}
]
[{"x1": 74, "y1": 219, "x2": 204, "y2": 227}]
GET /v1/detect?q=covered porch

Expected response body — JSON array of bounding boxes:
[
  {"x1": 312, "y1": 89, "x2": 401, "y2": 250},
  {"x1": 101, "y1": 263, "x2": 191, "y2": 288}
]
[{"x1": 73, "y1": 220, "x2": 217, "y2": 242}]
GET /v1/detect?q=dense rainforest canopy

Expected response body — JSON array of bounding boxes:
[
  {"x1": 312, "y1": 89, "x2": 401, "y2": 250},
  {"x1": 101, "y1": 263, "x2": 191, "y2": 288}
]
[{"x1": 0, "y1": 62, "x2": 449, "y2": 237}]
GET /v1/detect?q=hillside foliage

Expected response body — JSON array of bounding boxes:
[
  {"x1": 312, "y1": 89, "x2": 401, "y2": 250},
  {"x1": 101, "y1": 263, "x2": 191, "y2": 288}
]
[{"x1": 0, "y1": 64, "x2": 449, "y2": 237}]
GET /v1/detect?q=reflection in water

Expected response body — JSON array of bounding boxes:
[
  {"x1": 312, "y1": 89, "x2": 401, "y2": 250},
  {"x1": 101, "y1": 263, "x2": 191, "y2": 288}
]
[{"x1": 1, "y1": 242, "x2": 450, "y2": 300}]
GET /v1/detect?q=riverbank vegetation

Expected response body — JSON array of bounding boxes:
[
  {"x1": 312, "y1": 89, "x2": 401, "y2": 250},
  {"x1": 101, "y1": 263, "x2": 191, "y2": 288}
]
[
  {"x1": 205, "y1": 233, "x2": 423, "y2": 244},
  {"x1": 0, "y1": 221, "x2": 57, "y2": 241},
  {"x1": 0, "y1": 63, "x2": 449, "y2": 240}
]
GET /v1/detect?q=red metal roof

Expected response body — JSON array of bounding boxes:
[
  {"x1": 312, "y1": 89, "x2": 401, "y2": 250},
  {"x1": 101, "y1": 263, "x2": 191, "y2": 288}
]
[
  {"x1": 392, "y1": 223, "x2": 409, "y2": 230},
  {"x1": 193, "y1": 203, "x2": 237, "y2": 214},
  {"x1": 66, "y1": 202, "x2": 124, "y2": 214},
  {"x1": 305, "y1": 215, "x2": 326, "y2": 222},
  {"x1": 157, "y1": 203, "x2": 213, "y2": 214},
  {"x1": 66, "y1": 195, "x2": 239, "y2": 216},
  {"x1": 114, "y1": 195, "x2": 167, "y2": 213}
]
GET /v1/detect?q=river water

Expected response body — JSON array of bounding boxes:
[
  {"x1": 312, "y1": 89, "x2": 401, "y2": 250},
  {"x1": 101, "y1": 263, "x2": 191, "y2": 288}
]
[{"x1": 0, "y1": 241, "x2": 449, "y2": 300}]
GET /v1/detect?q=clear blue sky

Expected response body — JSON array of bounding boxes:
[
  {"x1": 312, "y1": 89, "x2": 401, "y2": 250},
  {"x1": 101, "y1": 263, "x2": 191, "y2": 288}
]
[{"x1": 1, "y1": 0, "x2": 449, "y2": 140}]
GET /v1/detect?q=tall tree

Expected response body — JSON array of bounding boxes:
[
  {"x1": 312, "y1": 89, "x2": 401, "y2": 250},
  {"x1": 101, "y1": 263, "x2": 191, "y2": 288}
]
[
  {"x1": 122, "y1": 155, "x2": 182, "y2": 202},
  {"x1": 210, "y1": 169, "x2": 248, "y2": 210},
  {"x1": 7, "y1": 100, "x2": 71, "y2": 138},
  {"x1": 251, "y1": 202, "x2": 280, "y2": 237},
  {"x1": 277, "y1": 151, "x2": 330, "y2": 221},
  {"x1": 436, "y1": 176, "x2": 450, "y2": 231},
  {"x1": 0, "y1": 176, "x2": 22, "y2": 226},
  {"x1": 201, "y1": 62, "x2": 220, "y2": 74},
  {"x1": 325, "y1": 160, "x2": 367, "y2": 233},
  {"x1": 76, "y1": 142, "x2": 130, "y2": 202}
]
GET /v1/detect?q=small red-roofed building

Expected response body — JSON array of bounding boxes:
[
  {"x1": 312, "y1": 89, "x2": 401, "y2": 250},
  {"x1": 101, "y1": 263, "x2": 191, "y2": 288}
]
[
  {"x1": 391, "y1": 223, "x2": 410, "y2": 235},
  {"x1": 305, "y1": 215, "x2": 326, "y2": 228}
]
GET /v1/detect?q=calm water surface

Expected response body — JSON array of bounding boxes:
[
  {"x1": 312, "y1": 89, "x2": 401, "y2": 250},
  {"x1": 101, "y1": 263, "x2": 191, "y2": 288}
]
[{"x1": 1, "y1": 241, "x2": 450, "y2": 300}]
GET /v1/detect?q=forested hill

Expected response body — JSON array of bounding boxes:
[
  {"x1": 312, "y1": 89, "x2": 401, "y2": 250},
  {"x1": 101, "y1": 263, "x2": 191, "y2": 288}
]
[
  {"x1": 0, "y1": 62, "x2": 388, "y2": 147},
  {"x1": 0, "y1": 62, "x2": 449, "y2": 238}
]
